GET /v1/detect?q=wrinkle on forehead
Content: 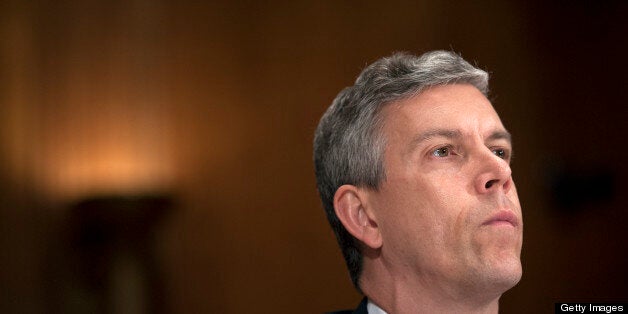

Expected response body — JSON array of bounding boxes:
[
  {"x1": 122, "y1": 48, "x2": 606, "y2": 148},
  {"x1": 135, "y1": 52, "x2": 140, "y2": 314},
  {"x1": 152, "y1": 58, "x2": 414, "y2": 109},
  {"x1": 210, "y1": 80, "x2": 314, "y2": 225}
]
[{"x1": 382, "y1": 85, "x2": 506, "y2": 136}]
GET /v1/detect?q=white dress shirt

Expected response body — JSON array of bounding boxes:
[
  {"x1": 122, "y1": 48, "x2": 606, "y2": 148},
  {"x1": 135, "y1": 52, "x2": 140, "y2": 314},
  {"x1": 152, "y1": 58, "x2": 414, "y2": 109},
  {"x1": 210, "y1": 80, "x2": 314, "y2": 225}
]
[{"x1": 367, "y1": 300, "x2": 388, "y2": 314}]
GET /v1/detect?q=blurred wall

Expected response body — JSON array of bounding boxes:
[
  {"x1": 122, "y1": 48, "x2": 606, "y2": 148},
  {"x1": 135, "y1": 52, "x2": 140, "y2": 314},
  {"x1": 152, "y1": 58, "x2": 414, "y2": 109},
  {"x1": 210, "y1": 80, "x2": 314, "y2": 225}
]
[{"x1": 1, "y1": 1, "x2": 626, "y2": 313}]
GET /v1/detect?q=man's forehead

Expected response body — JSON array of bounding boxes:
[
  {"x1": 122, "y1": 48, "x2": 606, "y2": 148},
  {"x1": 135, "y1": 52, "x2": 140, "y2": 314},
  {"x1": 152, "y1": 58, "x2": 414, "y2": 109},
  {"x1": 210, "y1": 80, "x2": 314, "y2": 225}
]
[{"x1": 380, "y1": 84, "x2": 506, "y2": 135}]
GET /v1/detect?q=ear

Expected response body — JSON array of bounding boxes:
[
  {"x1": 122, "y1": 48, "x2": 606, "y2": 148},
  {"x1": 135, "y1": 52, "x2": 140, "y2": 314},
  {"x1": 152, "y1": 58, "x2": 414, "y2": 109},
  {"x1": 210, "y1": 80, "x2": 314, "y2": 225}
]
[{"x1": 333, "y1": 184, "x2": 382, "y2": 250}]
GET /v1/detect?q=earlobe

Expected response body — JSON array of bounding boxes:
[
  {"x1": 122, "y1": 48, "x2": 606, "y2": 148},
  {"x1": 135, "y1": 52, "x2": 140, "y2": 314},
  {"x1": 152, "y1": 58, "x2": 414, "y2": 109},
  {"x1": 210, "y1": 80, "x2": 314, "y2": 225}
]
[{"x1": 333, "y1": 185, "x2": 382, "y2": 250}]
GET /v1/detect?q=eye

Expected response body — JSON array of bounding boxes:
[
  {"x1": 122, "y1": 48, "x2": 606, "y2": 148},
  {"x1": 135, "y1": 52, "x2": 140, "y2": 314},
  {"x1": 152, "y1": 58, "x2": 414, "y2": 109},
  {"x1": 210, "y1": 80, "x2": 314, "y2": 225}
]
[
  {"x1": 432, "y1": 146, "x2": 451, "y2": 157},
  {"x1": 492, "y1": 148, "x2": 508, "y2": 159}
]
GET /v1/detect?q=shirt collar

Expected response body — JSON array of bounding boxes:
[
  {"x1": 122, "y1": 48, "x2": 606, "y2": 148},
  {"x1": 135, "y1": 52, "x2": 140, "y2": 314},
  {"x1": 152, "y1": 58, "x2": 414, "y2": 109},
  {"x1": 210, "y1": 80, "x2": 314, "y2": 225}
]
[{"x1": 367, "y1": 300, "x2": 388, "y2": 314}]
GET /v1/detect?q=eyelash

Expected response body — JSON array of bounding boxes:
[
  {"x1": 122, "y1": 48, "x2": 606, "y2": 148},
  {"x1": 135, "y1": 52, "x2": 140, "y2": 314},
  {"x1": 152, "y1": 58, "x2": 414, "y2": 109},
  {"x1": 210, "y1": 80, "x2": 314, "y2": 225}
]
[
  {"x1": 490, "y1": 147, "x2": 510, "y2": 160},
  {"x1": 431, "y1": 145, "x2": 456, "y2": 158},
  {"x1": 430, "y1": 145, "x2": 511, "y2": 161}
]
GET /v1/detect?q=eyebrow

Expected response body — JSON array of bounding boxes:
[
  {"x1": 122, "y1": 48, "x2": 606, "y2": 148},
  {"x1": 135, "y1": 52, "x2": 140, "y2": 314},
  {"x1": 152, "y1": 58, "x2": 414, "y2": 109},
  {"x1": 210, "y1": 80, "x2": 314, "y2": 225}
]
[
  {"x1": 410, "y1": 129, "x2": 462, "y2": 146},
  {"x1": 485, "y1": 130, "x2": 512, "y2": 143},
  {"x1": 408, "y1": 128, "x2": 512, "y2": 149}
]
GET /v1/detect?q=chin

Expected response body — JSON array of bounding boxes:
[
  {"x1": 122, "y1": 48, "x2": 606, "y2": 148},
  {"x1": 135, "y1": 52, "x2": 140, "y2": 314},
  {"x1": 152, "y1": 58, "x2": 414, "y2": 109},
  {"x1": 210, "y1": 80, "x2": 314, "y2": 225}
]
[
  {"x1": 487, "y1": 256, "x2": 523, "y2": 292},
  {"x1": 464, "y1": 251, "x2": 522, "y2": 298}
]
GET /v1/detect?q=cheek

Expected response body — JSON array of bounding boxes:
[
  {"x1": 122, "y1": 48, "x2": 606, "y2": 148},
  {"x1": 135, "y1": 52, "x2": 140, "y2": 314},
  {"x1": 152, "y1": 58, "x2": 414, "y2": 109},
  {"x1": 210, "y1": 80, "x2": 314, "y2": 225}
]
[
  {"x1": 427, "y1": 174, "x2": 478, "y2": 246},
  {"x1": 376, "y1": 169, "x2": 473, "y2": 243},
  {"x1": 427, "y1": 174, "x2": 470, "y2": 218},
  {"x1": 409, "y1": 180, "x2": 468, "y2": 245},
  {"x1": 509, "y1": 184, "x2": 522, "y2": 211},
  {"x1": 374, "y1": 178, "x2": 436, "y2": 241}
]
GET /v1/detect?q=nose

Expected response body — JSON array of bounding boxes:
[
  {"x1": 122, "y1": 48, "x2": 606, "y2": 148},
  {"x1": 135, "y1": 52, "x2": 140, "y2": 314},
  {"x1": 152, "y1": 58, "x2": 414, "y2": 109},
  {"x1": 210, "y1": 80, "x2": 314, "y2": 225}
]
[{"x1": 474, "y1": 149, "x2": 513, "y2": 194}]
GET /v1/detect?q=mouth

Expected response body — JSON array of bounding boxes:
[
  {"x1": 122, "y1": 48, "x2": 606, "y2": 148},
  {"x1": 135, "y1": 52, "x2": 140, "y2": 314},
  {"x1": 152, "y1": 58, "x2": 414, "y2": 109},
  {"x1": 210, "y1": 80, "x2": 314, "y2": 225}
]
[{"x1": 483, "y1": 210, "x2": 519, "y2": 227}]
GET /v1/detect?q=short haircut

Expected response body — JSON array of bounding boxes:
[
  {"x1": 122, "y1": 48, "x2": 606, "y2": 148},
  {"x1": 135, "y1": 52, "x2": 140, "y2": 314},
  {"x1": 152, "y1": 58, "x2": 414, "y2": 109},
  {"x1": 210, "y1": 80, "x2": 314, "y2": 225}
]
[{"x1": 313, "y1": 50, "x2": 489, "y2": 291}]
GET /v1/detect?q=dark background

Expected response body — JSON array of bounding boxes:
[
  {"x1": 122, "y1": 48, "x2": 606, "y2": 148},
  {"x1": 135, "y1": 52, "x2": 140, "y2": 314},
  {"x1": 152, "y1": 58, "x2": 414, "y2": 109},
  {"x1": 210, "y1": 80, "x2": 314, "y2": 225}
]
[{"x1": 1, "y1": 1, "x2": 627, "y2": 313}]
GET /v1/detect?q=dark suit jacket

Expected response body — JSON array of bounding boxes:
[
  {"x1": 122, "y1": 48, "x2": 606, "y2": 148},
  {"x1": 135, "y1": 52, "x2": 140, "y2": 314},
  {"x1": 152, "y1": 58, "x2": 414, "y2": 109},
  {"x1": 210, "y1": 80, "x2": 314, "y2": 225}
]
[{"x1": 327, "y1": 298, "x2": 368, "y2": 314}]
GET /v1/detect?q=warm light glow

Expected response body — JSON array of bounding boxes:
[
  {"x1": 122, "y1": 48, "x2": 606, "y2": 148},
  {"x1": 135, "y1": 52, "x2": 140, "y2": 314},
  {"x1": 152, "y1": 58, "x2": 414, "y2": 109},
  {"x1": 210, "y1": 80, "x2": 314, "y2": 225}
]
[
  {"x1": 44, "y1": 145, "x2": 175, "y2": 201},
  {"x1": 36, "y1": 96, "x2": 176, "y2": 201},
  {"x1": 1, "y1": 7, "x2": 250, "y2": 204}
]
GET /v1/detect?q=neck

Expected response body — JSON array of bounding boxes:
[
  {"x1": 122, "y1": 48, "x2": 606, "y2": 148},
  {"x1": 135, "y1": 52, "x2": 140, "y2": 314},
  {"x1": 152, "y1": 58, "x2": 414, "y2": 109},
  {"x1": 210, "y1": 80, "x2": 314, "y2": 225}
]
[{"x1": 360, "y1": 257, "x2": 502, "y2": 314}]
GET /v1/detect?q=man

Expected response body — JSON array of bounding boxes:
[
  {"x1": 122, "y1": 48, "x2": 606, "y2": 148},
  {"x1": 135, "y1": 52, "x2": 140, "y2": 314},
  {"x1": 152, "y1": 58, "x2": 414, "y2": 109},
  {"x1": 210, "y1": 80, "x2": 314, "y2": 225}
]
[{"x1": 313, "y1": 51, "x2": 523, "y2": 314}]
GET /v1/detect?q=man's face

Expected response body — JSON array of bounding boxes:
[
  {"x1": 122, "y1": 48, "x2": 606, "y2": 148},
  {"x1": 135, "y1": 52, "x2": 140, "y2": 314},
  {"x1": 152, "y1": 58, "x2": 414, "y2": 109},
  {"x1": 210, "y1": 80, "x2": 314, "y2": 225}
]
[{"x1": 368, "y1": 84, "x2": 522, "y2": 297}]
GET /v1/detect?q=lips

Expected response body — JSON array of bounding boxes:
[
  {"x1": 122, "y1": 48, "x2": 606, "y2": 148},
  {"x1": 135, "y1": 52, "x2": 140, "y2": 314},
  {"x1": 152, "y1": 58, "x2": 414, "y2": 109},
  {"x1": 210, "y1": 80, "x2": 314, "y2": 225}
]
[{"x1": 483, "y1": 210, "x2": 519, "y2": 227}]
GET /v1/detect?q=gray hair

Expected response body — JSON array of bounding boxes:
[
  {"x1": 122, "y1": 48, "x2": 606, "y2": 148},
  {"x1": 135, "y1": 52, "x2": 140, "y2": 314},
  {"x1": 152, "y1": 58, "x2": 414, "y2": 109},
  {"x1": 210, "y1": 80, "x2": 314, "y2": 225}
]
[{"x1": 313, "y1": 50, "x2": 489, "y2": 291}]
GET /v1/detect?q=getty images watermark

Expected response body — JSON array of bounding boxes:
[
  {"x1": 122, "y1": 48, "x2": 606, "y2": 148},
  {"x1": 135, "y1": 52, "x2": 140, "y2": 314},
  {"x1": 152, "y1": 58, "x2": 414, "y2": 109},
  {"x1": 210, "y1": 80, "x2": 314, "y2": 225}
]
[{"x1": 556, "y1": 303, "x2": 626, "y2": 313}]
